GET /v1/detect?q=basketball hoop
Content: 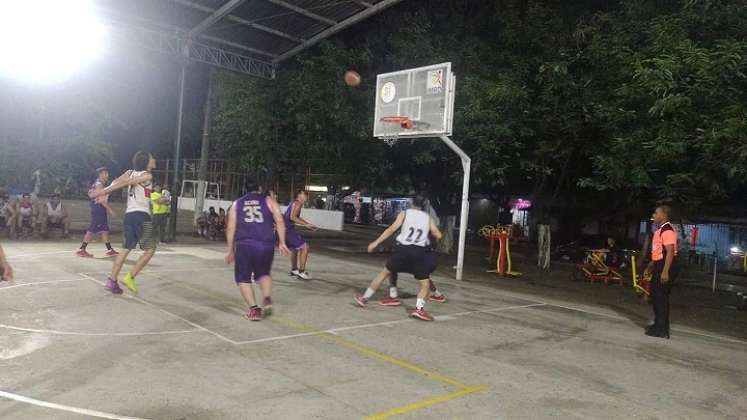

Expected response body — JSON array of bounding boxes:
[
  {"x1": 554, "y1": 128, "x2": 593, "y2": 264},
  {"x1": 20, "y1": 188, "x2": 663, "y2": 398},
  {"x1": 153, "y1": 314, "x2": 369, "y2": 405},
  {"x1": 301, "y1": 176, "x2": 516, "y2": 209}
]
[{"x1": 379, "y1": 116, "x2": 417, "y2": 146}]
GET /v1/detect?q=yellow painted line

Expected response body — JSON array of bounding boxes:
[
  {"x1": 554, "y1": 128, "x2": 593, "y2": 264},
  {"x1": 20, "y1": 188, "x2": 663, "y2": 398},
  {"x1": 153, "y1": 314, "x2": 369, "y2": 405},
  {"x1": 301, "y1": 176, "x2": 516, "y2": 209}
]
[
  {"x1": 365, "y1": 384, "x2": 489, "y2": 420},
  {"x1": 272, "y1": 315, "x2": 472, "y2": 389}
]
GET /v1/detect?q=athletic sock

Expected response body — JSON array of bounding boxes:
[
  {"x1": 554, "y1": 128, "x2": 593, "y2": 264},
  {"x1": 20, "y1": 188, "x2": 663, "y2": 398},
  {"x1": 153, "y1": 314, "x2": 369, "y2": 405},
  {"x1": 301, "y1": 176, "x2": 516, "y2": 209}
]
[
  {"x1": 105, "y1": 242, "x2": 113, "y2": 250},
  {"x1": 250, "y1": 305, "x2": 258, "y2": 309},
  {"x1": 432, "y1": 290, "x2": 443, "y2": 297},
  {"x1": 416, "y1": 298, "x2": 426, "y2": 310},
  {"x1": 80, "y1": 242, "x2": 88, "y2": 250},
  {"x1": 389, "y1": 287, "x2": 398, "y2": 298},
  {"x1": 363, "y1": 288, "x2": 375, "y2": 299}
]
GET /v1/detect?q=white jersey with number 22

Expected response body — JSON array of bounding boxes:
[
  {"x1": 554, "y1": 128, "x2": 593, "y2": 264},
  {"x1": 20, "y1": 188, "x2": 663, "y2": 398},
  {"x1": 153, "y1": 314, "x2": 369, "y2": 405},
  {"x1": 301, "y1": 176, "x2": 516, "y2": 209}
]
[{"x1": 395, "y1": 209, "x2": 431, "y2": 247}]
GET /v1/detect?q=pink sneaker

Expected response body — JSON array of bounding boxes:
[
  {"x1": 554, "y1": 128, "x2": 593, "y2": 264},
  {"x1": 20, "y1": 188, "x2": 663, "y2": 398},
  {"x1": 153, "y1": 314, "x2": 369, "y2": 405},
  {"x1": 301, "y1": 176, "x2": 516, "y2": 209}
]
[
  {"x1": 76, "y1": 249, "x2": 94, "y2": 258},
  {"x1": 379, "y1": 297, "x2": 401, "y2": 306},
  {"x1": 245, "y1": 307, "x2": 262, "y2": 321},
  {"x1": 411, "y1": 308, "x2": 434, "y2": 321},
  {"x1": 105, "y1": 249, "x2": 120, "y2": 257},
  {"x1": 353, "y1": 294, "x2": 368, "y2": 307},
  {"x1": 105, "y1": 277, "x2": 123, "y2": 295},
  {"x1": 429, "y1": 294, "x2": 447, "y2": 303}
]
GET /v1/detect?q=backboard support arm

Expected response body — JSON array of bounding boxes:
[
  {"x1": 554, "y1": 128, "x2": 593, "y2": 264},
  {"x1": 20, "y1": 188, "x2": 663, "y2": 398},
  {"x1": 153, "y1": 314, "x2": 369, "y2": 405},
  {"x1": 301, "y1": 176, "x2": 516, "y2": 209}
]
[{"x1": 439, "y1": 135, "x2": 470, "y2": 281}]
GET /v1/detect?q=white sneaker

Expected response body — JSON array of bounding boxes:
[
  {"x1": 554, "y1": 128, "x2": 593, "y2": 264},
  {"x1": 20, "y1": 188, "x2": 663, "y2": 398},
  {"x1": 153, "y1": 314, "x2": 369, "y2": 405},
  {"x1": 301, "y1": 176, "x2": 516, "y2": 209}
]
[
  {"x1": 296, "y1": 271, "x2": 312, "y2": 280},
  {"x1": 290, "y1": 269, "x2": 300, "y2": 277}
]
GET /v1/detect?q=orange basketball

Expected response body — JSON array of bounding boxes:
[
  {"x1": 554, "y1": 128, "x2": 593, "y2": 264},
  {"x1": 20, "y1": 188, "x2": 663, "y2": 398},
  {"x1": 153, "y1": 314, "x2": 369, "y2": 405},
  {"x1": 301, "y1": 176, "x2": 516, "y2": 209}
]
[{"x1": 344, "y1": 70, "x2": 361, "y2": 87}]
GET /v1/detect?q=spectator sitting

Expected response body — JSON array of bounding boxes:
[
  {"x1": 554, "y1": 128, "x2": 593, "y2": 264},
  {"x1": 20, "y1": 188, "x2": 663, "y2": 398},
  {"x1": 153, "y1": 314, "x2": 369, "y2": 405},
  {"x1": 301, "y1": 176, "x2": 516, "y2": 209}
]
[
  {"x1": 206, "y1": 206, "x2": 221, "y2": 241},
  {"x1": 212, "y1": 208, "x2": 226, "y2": 240},
  {"x1": 195, "y1": 211, "x2": 209, "y2": 238},
  {"x1": 0, "y1": 191, "x2": 15, "y2": 238},
  {"x1": 16, "y1": 193, "x2": 37, "y2": 238},
  {"x1": 40, "y1": 193, "x2": 71, "y2": 238},
  {"x1": 602, "y1": 236, "x2": 623, "y2": 268}
]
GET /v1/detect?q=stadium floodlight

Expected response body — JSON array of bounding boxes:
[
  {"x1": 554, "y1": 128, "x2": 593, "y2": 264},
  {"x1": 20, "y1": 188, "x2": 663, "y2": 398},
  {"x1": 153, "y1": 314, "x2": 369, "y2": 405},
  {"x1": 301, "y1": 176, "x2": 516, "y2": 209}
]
[{"x1": 0, "y1": 0, "x2": 107, "y2": 85}]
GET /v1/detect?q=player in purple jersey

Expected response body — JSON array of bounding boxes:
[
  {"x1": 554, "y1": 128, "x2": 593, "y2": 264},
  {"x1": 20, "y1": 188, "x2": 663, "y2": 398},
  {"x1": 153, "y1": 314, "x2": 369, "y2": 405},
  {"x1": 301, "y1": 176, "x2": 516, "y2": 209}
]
[
  {"x1": 77, "y1": 167, "x2": 119, "y2": 258},
  {"x1": 225, "y1": 181, "x2": 289, "y2": 321},
  {"x1": 284, "y1": 191, "x2": 317, "y2": 280}
]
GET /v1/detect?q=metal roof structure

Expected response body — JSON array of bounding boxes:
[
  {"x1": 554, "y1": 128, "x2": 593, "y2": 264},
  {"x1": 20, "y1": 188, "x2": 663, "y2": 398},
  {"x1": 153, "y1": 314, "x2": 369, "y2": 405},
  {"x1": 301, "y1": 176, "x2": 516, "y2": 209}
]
[{"x1": 96, "y1": 0, "x2": 404, "y2": 79}]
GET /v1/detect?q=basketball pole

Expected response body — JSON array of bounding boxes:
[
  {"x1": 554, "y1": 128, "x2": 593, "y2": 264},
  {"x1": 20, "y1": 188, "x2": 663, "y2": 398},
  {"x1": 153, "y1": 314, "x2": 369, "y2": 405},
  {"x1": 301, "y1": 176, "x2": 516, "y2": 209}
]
[{"x1": 440, "y1": 135, "x2": 471, "y2": 281}]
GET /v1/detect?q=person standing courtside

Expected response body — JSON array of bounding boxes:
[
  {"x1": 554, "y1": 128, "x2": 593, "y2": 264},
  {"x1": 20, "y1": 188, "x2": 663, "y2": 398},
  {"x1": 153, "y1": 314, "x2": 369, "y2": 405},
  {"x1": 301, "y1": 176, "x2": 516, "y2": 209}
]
[
  {"x1": 644, "y1": 205, "x2": 678, "y2": 339},
  {"x1": 150, "y1": 184, "x2": 171, "y2": 243}
]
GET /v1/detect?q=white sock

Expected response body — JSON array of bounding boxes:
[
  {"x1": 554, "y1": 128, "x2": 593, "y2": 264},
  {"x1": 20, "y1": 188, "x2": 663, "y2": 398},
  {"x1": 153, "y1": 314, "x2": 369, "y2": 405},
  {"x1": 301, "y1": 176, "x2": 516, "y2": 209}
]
[
  {"x1": 433, "y1": 290, "x2": 443, "y2": 297},
  {"x1": 363, "y1": 288, "x2": 375, "y2": 299},
  {"x1": 389, "y1": 287, "x2": 398, "y2": 298},
  {"x1": 416, "y1": 298, "x2": 425, "y2": 310}
]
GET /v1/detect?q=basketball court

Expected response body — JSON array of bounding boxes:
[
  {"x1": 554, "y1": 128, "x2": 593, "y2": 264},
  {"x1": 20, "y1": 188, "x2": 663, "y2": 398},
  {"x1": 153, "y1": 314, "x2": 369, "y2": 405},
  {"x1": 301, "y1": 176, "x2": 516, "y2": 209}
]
[{"x1": 2, "y1": 240, "x2": 746, "y2": 419}]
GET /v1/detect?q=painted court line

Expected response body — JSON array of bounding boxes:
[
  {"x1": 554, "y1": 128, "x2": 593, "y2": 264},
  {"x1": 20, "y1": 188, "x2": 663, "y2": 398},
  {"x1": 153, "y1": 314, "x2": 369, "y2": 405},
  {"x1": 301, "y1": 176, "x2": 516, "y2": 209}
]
[
  {"x1": 0, "y1": 278, "x2": 88, "y2": 291},
  {"x1": 5, "y1": 250, "x2": 75, "y2": 259},
  {"x1": 545, "y1": 302, "x2": 747, "y2": 345},
  {"x1": 0, "y1": 324, "x2": 198, "y2": 337},
  {"x1": 235, "y1": 303, "x2": 546, "y2": 345},
  {"x1": 365, "y1": 384, "x2": 490, "y2": 420},
  {"x1": 0, "y1": 390, "x2": 150, "y2": 420},
  {"x1": 78, "y1": 273, "x2": 239, "y2": 345}
]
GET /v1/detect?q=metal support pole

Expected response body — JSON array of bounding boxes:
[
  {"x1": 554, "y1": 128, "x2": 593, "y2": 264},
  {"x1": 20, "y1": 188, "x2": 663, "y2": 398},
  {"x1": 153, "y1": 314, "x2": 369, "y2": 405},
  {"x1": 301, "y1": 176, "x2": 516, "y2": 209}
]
[
  {"x1": 195, "y1": 68, "x2": 214, "y2": 221},
  {"x1": 168, "y1": 62, "x2": 187, "y2": 241},
  {"x1": 440, "y1": 136, "x2": 471, "y2": 281}
]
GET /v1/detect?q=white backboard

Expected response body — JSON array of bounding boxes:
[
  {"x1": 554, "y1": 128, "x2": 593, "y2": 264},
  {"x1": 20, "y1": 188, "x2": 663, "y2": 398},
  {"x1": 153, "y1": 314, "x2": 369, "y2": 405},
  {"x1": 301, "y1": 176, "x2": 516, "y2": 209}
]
[{"x1": 373, "y1": 62, "x2": 456, "y2": 139}]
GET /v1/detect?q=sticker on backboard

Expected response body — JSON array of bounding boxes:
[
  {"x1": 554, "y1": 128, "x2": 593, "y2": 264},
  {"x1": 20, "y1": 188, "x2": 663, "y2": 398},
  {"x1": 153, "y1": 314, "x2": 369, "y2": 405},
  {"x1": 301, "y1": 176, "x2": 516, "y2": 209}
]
[
  {"x1": 427, "y1": 69, "x2": 443, "y2": 94},
  {"x1": 380, "y1": 82, "x2": 396, "y2": 103}
]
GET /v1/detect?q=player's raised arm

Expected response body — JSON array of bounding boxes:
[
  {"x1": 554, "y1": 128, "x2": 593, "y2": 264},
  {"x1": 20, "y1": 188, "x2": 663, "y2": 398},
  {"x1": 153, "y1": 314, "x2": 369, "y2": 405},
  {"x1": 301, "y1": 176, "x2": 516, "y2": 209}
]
[
  {"x1": 267, "y1": 196, "x2": 289, "y2": 255},
  {"x1": 224, "y1": 201, "x2": 238, "y2": 264},
  {"x1": 92, "y1": 171, "x2": 152, "y2": 198},
  {"x1": 368, "y1": 211, "x2": 406, "y2": 253}
]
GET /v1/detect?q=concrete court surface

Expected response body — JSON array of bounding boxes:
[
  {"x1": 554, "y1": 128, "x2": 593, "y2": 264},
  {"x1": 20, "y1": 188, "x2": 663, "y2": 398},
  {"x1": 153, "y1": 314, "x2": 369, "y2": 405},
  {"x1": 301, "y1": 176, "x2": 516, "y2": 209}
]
[{"x1": 1, "y1": 241, "x2": 746, "y2": 420}]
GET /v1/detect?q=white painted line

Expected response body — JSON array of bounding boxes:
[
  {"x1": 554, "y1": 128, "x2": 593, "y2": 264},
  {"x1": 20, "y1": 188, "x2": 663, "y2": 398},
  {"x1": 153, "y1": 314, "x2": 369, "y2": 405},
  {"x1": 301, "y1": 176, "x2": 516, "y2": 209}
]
[
  {"x1": 78, "y1": 273, "x2": 238, "y2": 345},
  {"x1": 6, "y1": 250, "x2": 75, "y2": 259},
  {"x1": 80, "y1": 267, "x2": 231, "y2": 275},
  {"x1": 0, "y1": 324, "x2": 198, "y2": 337},
  {"x1": 235, "y1": 303, "x2": 547, "y2": 345},
  {"x1": 443, "y1": 303, "x2": 547, "y2": 318},
  {"x1": 0, "y1": 389, "x2": 151, "y2": 420},
  {"x1": 543, "y1": 303, "x2": 629, "y2": 321},
  {"x1": 0, "y1": 278, "x2": 88, "y2": 291},
  {"x1": 543, "y1": 302, "x2": 747, "y2": 345}
]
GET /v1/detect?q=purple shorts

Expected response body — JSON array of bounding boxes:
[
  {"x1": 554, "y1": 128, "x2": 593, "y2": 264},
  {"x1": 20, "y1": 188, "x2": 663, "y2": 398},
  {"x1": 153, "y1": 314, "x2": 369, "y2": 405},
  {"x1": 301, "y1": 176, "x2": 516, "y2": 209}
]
[
  {"x1": 87, "y1": 208, "x2": 109, "y2": 235},
  {"x1": 285, "y1": 229, "x2": 307, "y2": 250},
  {"x1": 235, "y1": 242, "x2": 275, "y2": 284}
]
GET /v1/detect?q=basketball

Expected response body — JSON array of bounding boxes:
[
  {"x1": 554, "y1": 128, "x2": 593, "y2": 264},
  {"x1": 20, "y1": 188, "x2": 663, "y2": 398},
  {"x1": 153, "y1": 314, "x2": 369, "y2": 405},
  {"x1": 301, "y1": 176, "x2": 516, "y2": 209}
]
[{"x1": 344, "y1": 70, "x2": 361, "y2": 87}]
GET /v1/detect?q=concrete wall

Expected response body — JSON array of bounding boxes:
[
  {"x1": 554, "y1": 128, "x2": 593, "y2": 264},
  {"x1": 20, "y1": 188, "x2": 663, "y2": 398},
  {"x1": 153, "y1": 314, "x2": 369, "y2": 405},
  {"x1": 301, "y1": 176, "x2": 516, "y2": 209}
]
[{"x1": 178, "y1": 197, "x2": 344, "y2": 231}]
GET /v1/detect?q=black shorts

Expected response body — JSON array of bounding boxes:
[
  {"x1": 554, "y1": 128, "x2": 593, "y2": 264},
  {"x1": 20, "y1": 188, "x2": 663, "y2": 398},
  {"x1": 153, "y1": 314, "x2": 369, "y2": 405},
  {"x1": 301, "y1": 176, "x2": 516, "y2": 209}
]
[{"x1": 386, "y1": 245, "x2": 435, "y2": 280}]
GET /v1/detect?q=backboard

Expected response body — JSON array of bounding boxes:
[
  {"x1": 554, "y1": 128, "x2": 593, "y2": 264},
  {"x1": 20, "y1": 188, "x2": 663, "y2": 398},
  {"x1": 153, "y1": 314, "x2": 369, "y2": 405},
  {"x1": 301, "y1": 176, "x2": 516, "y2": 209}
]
[{"x1": 373, "y1": 62, "x2": 456, "y2": 139}]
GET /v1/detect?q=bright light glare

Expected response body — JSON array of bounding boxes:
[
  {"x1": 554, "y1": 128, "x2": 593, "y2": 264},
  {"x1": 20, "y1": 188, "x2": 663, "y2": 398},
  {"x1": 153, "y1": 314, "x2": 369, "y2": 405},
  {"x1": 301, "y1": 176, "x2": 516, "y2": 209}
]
[
  {"x1": 0, "y1": 0, "x2": 107, "y2": 85},
  {"x1": 731, "y1": 246, "x2": 742, "y2": 254}
]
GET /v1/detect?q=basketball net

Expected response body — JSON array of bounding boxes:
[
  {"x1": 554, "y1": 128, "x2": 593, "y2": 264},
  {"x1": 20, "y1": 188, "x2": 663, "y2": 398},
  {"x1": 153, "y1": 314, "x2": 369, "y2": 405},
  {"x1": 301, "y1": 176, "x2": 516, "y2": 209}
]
[{"x1": 379, "y1": 116, "x2": 413, "y2": 147}]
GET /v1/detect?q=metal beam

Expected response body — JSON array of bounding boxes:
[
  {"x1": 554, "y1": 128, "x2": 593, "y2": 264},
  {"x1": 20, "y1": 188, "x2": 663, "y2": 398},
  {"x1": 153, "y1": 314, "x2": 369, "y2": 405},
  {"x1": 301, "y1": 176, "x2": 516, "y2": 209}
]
[
  {"x1": 266, "y1": 0, "x2": 337, "y2": 26},
  {"x1": 172, "y1": 0, "x2": 305, "y2": 43},
  {"x1": 274, "y1": 0, "x2": 402, "y2": 63},
  {"x1": 109, "y1": 23, "x2": 276, "y2": 79},
  {"x1": 97, "y1": 7, "x2": 278, "y2": 58},
  {"x1": 189, "y1": 0, "x2": 249, "y2": 37},
  {"x1": 351, "y1": 0, "x2": 373, "y2": 7}
]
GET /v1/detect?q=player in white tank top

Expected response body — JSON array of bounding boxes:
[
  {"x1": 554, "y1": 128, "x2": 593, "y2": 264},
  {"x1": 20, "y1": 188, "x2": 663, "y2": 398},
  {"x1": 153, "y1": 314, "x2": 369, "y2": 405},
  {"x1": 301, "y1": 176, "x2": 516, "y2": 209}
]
[
  {"x1": 353, "y1": 195, "x2": 443, "y2": 321},
  {"x1": 126, "y1": 170, "x2": 152, "y2": 214},
  {"x1": 90, "y1": 151, "x2": 158, "y2": 295}
]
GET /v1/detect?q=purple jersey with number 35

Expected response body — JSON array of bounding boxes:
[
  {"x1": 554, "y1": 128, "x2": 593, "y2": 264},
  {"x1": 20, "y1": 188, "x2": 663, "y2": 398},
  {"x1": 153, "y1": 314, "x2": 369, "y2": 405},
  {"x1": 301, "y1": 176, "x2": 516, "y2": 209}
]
[{"x1": 235, "y1": 193, "x2": 275, "y2": 245}]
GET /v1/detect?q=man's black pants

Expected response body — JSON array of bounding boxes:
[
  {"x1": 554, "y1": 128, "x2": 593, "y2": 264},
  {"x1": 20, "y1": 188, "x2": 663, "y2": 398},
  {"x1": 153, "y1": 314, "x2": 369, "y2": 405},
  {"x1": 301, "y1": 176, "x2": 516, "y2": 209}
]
[{"x1": 651, "y1": 260, "x2": 678, "y2": 332}]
